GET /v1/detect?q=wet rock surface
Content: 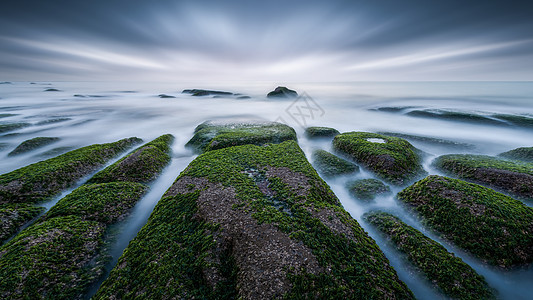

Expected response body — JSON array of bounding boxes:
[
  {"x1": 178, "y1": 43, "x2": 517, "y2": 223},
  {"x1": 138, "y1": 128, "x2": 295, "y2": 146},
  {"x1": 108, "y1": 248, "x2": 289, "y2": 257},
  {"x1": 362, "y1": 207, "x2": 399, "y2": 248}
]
[
  {"x1": 333, "y1": 132, "x2": 425, "y2": 185},
  {"x1": 434, "y1": 154, "x2": 533, "y2": 201},
  {"x1": 267, "y1": 86, "x2": 298, "y2": 98},
  {"x1": 364, "y1": 211, "x2": 496, "y2": 299},
  {"x1": 186, "y1": 119, "x2": 297, "y2": 153},
  {"x1": 96, "y1": 139, "x2": 414, "y2": 299},
  {"x1": 398, "y1": 175, "x2": 533, "y2": 268}
]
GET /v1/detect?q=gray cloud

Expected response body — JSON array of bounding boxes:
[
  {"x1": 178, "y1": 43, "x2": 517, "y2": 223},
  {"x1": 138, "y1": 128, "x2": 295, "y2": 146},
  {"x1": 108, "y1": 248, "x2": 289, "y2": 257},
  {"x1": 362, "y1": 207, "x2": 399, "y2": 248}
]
[{"x1": 1, "y1": 0, "x2": 532, "y2": 81}]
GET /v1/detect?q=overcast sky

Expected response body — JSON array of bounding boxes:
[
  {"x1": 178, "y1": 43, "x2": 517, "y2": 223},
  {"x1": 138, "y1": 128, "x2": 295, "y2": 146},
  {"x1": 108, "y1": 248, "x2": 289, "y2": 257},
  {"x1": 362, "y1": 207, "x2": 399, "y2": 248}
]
[{"x1": 1, "y1": 0, "x2": 532, "y2": 81}]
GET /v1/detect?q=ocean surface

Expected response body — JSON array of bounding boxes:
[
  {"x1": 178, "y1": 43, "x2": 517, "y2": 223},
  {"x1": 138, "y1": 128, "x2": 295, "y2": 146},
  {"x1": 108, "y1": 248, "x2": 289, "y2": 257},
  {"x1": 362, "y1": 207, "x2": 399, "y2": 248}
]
[{"x1": 1, "y1": 81, "x2": 532, "y2": 299}]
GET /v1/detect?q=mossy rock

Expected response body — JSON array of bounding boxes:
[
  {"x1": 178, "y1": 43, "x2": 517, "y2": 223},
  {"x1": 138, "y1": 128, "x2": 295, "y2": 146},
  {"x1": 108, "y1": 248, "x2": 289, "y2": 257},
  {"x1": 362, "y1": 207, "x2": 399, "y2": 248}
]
[
  {"x1": 312, "y1": 149, "x2": 358, "y2": 177},
  {"x1": 364, "y1": 211, "x2": 496, "y2": 299},
  {"x1": 96, "y1": 140, "x2": 414, "y2": 299},
  {"x1": 0, "y1": 215, "x2": 106, "y2": 299},
  {"x1": 185, "y1": 120, "x2": 297, "y2": 153},
  {"x1": 267, "y1": 86, "x2": 298, "y2": 98},
  {"x1": 398, "y1": 175, "x2": 533, "y2": 268},
  {"x1": 0, "y1": 122, "x2": 31, "y2": 134},
  {"x1": 378, "y1": 132, "x2": 474, "y2": 150},
  {"x1": 305, "y1": 126, "x2": 340, "y2": 139},
  {"x1": 35, "y1": 118, "x2": 71, "y2": 126},
  {"x1": 182, "y1": 89, "x2": 234, "y2": 97},
  {"x1": 88, "y1": 134, "x2": 173, "y2": 184},
  {"x1": 499, "y1": 147, "x2": 533, "y2": 163},
  {"x1": 333, "y1": 132, "x2": 425, "y2": 185},
  {"x1": 8, "y1": 137, "x2": 60, "y2": 156},
  {"x1": 44, "y1": 182, "x2": 148, "y2": 224},
  {"x1": 0, "y1": 114, "x2": 17, "y2": 119},
  {"x1": 346, "y1": 179, "x2": 391, "y2": 201},
  {"x1": 0, "y1": 137, "x2": 142, "y2": 205},
  {"x1": 0, "y1": 203, "x2": 44, "y2": 244},
  {"x1": 492, "y1": 114, "x2": 533, "y2": 128},
  {"x1": 433, "y1": 154, "x2": 533, "y2": 200},
  {"x1": 406, "y1": 109, "x2": 506, "y2": 126}
]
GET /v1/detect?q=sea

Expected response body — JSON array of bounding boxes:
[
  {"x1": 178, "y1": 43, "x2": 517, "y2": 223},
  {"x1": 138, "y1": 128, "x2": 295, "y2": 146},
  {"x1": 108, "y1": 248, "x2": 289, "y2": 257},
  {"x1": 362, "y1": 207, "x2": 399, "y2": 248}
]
[{"x1": 1, "y1": 81, "x2": 532, "y2": 299}]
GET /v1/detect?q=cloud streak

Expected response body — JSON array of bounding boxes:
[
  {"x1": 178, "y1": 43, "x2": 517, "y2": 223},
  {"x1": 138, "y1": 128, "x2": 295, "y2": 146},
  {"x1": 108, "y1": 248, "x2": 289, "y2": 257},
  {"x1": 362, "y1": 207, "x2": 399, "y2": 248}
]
[{"x1": 0, "y1": 0, "x2": 532, "y2": 81}]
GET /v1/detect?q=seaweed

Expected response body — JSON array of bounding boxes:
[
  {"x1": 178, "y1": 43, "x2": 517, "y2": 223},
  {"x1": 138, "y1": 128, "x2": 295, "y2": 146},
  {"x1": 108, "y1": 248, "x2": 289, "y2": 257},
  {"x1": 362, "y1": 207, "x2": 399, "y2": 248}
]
[
  {"x1": 398, "y1": 175, "x2": 533, "y2": 268},
  {"x1": 333, "y1": 132, "x2": 425, "y2": 185},
  {"x1": 312, "y1": 149, "x2": 358, "y2": 177}
]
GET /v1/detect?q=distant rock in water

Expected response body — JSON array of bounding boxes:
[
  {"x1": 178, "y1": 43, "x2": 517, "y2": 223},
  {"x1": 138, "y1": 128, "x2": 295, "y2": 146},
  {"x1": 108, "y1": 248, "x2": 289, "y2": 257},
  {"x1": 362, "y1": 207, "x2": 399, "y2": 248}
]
[
  {"x1": 158, "y1": 94, "x2": 176, "y2": 98},
  {"x1": 8, "y1": 137, "x2": 60, "y2": 156},
  {"x1": 182, "y1": 89, "x2": 234, "y2": 97},
  {"x1": 267, "y1": 86, "x2": 298, "y2": 98},
  {"x1": 237, "y1": 95, "x2": 251, "y2": 99},
  {"x1": 305, "y1": 126, "x2": 340, "y2": 139},
  {"x1": 44, "y1": 88, "x2": 61, "y2": 92},
  {"x1": 0, "y1": 82, "x2": 12, "y2": 84},
  {"x1": 499, "y1": 146, "x2": 533, "y2": 163},
  {"x1": 186, "y1": 119, "x2": 297, "y2": 153}
]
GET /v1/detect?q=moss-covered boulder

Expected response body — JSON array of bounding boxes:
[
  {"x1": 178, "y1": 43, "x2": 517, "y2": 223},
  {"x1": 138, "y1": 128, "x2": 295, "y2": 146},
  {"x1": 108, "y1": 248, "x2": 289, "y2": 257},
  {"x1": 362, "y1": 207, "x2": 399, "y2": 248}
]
[
  {"x1": 347, "y1": 179, "x2": 391, "y2": 201},
  {"x1": 182, "y1": 89, "x2": 234, "y2": 97},
  {"x1": 364, "y1": 211, "x2": 495, "y2": 299},
  {"x1": 333, "y1": 132, "x2": 425, "y2": 185},
  {"x1": 433, "y1": 154, "x2": 533, "y2": 200},
  {"x1": 8, "y1": 137, "x2": 60, "y2": 156},
  {"x1": 398, "y1": 175, "x2": 533, "y2": 268},
  {"x1": 492, "y1": 114, "x2": 533, "y2": 128},
  {"x1": 95, "y1": 140, "x2": 414, "y2": 299},
  {"x1": 312, "y1": 149, "x2": 358, "y2": 177},
  {"x1": 378, "y1": 132, "x2": 474, "y2": 149},
  {"x1": 499, "y1": 146, "x2": 533, "y2": 163},
  {"x1": 406, "y1": 109, "x2": 506, "y2": 126},
  {"x1": 0, "y1": 203, "x2": 44, "y2": 244},
  {"x1": 0, "y1": 135, "x2": 174, "y2": 299},
  {"x1": 305, "y1": 126, "x2": 340, "y2": 139},
  {"x1": 0, "y1": 137, "x2": 142, "y2": 205},
  {"x1": 267, "y1": 86, "x2": 298, "y2": 98},
  {"x1": 88, "y1": 134, "x2": 173, "y2": 184},
  {"x1": 186, "y1": 120, "x2": 297, "y2": 153},
  {"x1": 0, "y1": 122, "x2": 31, "y2": 134}
]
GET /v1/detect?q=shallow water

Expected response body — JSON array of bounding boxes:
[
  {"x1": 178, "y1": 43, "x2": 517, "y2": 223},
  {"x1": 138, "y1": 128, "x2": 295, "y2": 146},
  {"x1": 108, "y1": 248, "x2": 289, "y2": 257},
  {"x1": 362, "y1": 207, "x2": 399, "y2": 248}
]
[{"x1": 1, "y1": 81, "x2": 532, "y2": 299}]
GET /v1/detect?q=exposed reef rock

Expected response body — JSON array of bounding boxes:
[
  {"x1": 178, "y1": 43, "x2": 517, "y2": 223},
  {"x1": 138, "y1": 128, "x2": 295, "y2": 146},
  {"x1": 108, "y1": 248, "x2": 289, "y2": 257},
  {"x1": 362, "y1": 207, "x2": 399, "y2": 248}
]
[
  {"x1": 0, "y1": 137, "x2": 142, "y2": 205},
  {"x1": 433, "y1": 154, "x2": 533, "y2": 201},
  {"x1": 333, "y1": 132, "x2": 425, "y2": 185},
  {"x1": 8, "y1": 137, "x2": 60, "y2": 156},
  {"x1": 305, "y1": 126, "x2": 340, "y2": 139},
  {"x1": 398, "y1": 175, "x2": 533, "y2": 268},
  {"x1": 364, "y1": 211, "x2": 496, "y2": 299},
  {"x1": 311, "y1": 149, "x2": 358, "y2": 177},
  {"x1": 96, "y1": 138, "x2": 414, "y2": 299},
  {"x1": 182, "y1": 89, "x2": 234, "y2": 97},
  {"x1": 346, "y1": 179, "x2": 391, "y2": 201},
  {"x1": 158, "y1": 94, "x2": 176, "y2": 98},
  {"x1": 499, "y1": 146, "x2": 533, "y2": 163},
  {"x1": 267, "y1": 86, "x2": 298, "y2": 98},
  {"x1": 0, "y1": 135, "x2": 173, "y2": 299},
  {"x1": 186, "y1": 120, "x2": 297, "y2": 153}
]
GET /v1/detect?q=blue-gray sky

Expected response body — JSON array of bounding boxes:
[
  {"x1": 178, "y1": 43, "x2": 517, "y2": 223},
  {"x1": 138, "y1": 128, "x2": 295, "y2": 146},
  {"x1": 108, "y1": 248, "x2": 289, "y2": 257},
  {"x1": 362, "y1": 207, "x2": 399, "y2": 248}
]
[{"x1": 1, "y1": 0, "x2": 532, "y2": 81}]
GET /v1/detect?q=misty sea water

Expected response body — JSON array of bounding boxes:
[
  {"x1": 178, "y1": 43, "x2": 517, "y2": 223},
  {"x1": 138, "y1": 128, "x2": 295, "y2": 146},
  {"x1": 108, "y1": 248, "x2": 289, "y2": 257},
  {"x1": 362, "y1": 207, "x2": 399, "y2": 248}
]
[{"x1": 1, "y1": 81, "x2": 532, "y2": 299}]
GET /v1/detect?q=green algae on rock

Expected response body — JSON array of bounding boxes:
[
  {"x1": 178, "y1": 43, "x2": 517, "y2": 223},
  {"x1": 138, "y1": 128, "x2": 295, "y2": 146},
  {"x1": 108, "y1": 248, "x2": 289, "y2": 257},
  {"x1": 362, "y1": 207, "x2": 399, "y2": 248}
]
[
  {"x1": 0, "y1": 135, "x2": 173, "y2": 299},
  {"x1": 305, "y1": 126, "x2": 340, "y2": 139},
  {"x1": 346, "y1": 179, "x2": 391, "y2": 201},
  {"x1": 0, "y1": 137, "x2": 142, "y2": 205},
  {"x1": 364, "y1": 211, "x2": 496, "y2": 299},
  {"x1": 186, "y1": 120, "x2": 297, "y2": 153},
  {"x1": 0, "y1": 122, "x2": 31, "y2": 134},
  {"x1": 88, "y1": 134, "x2": 173, "y2": 184},
  {"x1": 499, "y1": 146, "x2": 533, "y2": 163},
  {"x1": 0, "y1": 203, "x2": 44, "y2": 244},
  {"x1": 333, "y1": 132, "x2": 425, "y2": 185},
  {"x1": 8, "y1": 137, "x2": 60, "y2": 156},
  {"x1": 96, "y1": 140, "x2": 414, "y2": 299},
  {"x1": 398, "y1": 175, "x2": 533, "y2": 268},
  {"x1": 312, "y1": 149, "x2": 358, "y2": 177},
  {"x1": 378, "y1": 132, "x2": 474, "y2": 150},
  {"x1": 433, "y1": 154, "x2": 533, "y2": 200}
]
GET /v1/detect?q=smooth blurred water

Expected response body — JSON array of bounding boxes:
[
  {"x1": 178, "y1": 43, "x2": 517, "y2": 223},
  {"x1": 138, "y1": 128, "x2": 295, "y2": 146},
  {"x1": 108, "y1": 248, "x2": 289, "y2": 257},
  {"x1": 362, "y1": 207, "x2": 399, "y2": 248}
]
[{"x1": 1, "y1": 81, "x2": 532, "y2": 299}]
